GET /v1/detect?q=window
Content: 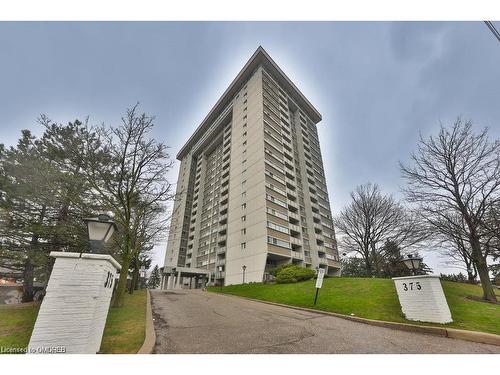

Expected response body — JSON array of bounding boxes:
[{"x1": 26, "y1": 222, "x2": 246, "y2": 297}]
[
  {"x1": 243, "y1": 131, "x2": 247, "y2": 137},
  {"x1": 266, "y1": 193, "x2": 287, "y2": 208},
  {"x1": 266, "y1": 207, "x2": 288, "y2": 221},
  {"x1": 243, "y1": 140, "x2": 247, "y2": 146},
  {"x1": 241, "y1": 228, "x2": 246, "y2": 235},
  {"x1": 267, "y1": 221, "x2": 289, "y2": 234},
  {"x1": 241, "y1": 192, "x2": 246, "y2": 198},
  {"x1": 241, "y1": 242, "x2": 246, "y2": 250},
  {"x1": 241, "y1": 215, "x2": 246, "y2": 222},
  {"x1": 242, "y1": 180, "x2": 246, "y2": 187},
  {"x1": 267, "y1": 236, "x2": 291, "y2": 249},
  {"x1": 241, "y1": 203, "x2": 246, "y2": 210}
]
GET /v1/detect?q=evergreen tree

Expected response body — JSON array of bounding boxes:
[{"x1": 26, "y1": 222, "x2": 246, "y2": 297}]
[{"x1": 148, "y1": 265, "x2": 161, "y2": 289}]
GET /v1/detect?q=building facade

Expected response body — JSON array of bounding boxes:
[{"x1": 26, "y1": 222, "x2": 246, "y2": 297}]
[{"x1": 162, "y1": 47, "x2": 340, "y2": 288}]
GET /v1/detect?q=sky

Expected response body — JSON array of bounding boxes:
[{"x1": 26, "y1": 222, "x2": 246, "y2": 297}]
[{"x1": 1, "y1": 22, "x2": 499, "y2": 274}]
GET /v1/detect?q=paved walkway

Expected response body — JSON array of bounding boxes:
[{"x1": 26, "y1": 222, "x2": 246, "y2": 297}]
[{"x1": 150, "y1": 290, "x2": 499, "y2": 354}]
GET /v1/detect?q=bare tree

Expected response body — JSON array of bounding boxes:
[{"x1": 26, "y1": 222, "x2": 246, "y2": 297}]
[
  {"x1": 401, "y1": 118, "x2": 499, "y2": 302},
  {"x1": 334, "y1": 183, "x2": 427, "y2": 276},
  {"x1": 79, "y1": 104, "x2": 175, "y2": 307},
  {"x1": 435, "y1": 218, "x2": 478, "y2": 283}
]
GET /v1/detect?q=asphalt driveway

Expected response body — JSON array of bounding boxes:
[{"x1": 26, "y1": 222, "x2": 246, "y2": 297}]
[{"x1": 150, "y1": 289, "x2": 499, "y2": 354}]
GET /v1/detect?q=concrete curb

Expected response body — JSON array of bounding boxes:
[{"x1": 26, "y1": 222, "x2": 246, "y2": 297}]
[
  {"x1": 212, "y1": 291, "x2": 500, "y2": 347},
  {"x1": 137, "y1": 289, "x2": 156, "y2": 354}
]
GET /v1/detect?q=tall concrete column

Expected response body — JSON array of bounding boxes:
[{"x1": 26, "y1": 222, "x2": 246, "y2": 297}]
[
  {"x1": 28, "y1": 252, "x2": 121, "y2": 354},
  {"x1": 176, "y1": 270, "x2": 182, "y2": 289}
]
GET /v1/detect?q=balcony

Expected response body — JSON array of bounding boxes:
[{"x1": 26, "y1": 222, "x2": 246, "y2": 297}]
[
  {"x1": 327, "y1": 257, "x2": 341, "y2": 268},
  {"x1": 216, "y1": 258, "x2": 226, "y2": 266},
  {"x1": 216, "y1": 271, "x2": 226, "y2": 278},
  {"x1": 291, "y1": 251, "x2": 304, "y2": 260},
  {"x1": 287, "y1": 200, "x2": 298, "y2": 212},
  {"x1": 219, "y1": 214, "x2": 228, "y2": 224},
  {"x1": 290, "y1": 237, "x2": 302, "y2": 246},
  {"x1": 217, "y1": 247, "x2": 226, "y2": 254},
  {"x1": 285, "y1": 168, "x2": 295, "y2": 180},
  {"x1": 289, "y1": 223, "x2": 301, "y2": 235},
  {"x1": 288, "y1": 211, "x2": 300, "y2": 223},
  {"x1": 218, "y1": 235, "x2": 227, "y2": 244}
]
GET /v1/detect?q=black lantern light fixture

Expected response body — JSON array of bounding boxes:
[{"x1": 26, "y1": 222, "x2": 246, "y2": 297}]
[
  {"x1": 402, "y1": 254, "x2": 423, "y2": 276},
  {"x1": 83, "y1": 214, "x2": 118, "y2": 254}
]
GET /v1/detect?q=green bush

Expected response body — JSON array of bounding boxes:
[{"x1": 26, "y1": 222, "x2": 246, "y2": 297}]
[
  {"x1": 269, "y1": 263, "x2": 295, "y2": 277},
  {"x1": 276, "y1": 265, "x2": 316, "y2": 284}
]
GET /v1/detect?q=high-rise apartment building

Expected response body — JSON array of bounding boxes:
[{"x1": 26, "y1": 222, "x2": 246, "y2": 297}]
[{"x1": 161, "y1": 47, "x2": 340, "y2": 288}]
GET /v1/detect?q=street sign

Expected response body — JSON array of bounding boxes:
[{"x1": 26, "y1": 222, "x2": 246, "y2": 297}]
[
  {"x1": 313, "y1": 268, "x2": 326, "y2": 305},
  {"x1": 315, "y1": 268, "x2": 325, "y2": 288}
]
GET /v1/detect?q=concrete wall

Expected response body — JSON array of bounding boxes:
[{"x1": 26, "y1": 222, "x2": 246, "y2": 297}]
[
  {"x1": 393, "y1": 275, "x2": 452, "y2": 324},
  {"x1": 225, "y1": 67, "x2": 268, "y2": 285},
  {"x1": 164, "y1": 156, "x2": 193, "y2": 268}
]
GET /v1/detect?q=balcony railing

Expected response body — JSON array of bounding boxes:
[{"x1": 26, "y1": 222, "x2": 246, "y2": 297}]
[{"x1": 216, "y1": 258, "x2": 226, "y2": 266}]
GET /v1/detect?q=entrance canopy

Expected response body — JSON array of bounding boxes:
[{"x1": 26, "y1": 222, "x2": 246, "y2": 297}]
[
  {"x1": 160, "y1": 266, "x2": 212, "y2": 290},
  {"x1": 162, "y1": 266, "x2": 210, "y2": 278}
]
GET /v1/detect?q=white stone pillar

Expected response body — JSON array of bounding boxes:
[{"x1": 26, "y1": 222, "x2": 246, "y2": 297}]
[
  {"x1": 392, "y1": 275, "x2": 452, "y2": 324},
  {"x1": 28, "y1": 252, "x2": 121, "y2": 354}
]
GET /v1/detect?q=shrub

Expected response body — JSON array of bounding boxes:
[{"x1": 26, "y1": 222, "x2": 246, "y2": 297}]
[
  {"x1": 276, "y1": 265, "x2": 316, "y2": 284},
  {"x1": 269, "y1": 263, "x2": 295, "y2": 277}
]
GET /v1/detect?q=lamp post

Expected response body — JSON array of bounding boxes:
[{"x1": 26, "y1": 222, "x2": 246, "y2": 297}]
[
  {"x1": 83, "y1": 214, "x2": 118, "y2": 254},
  {"x1": 218, "y1": 266, "x2": 223, "y2": 290},
  {"x1": 242, "y1": 265, "x2": 247, "y2": 284},
  {"x1": 402, "y1": 254, "x2": 423, "y2": 276},
  {"x1": 139, "y1": 266, "x2": 146, "y2": 289}
]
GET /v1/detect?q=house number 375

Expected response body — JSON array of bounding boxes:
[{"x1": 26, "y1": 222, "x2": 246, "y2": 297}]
[{"x1": 403, "y1": 282, "x2": 422, "y2": 291}]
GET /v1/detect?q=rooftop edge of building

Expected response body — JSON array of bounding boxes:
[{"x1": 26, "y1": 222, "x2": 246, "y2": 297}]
[{"x1": 176, "y1": 46, "x2": 322, "y2": 160}]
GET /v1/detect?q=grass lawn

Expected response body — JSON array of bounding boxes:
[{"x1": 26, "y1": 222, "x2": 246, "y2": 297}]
[
  {"x1": 0, "y1": 303, "x2": 40, "y2": 350},
  {"x1": 100, "y1": 289, "x2": 147, "y2": 354},
  {"x1": 0, "y1": 289, "x2": 147, "y2": 354},
  {"x1": 208, "y1": 278, "x2": 500, "y2": 335}
]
